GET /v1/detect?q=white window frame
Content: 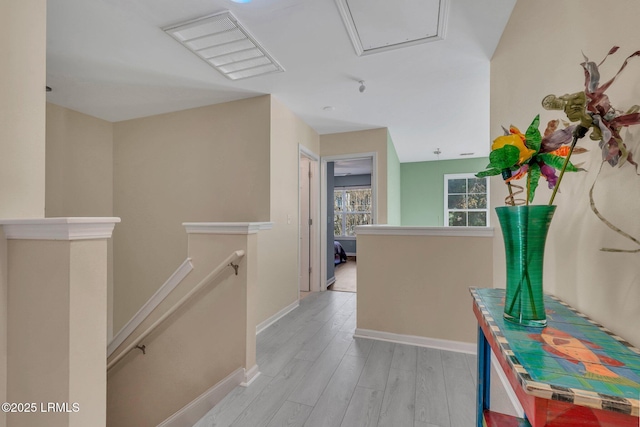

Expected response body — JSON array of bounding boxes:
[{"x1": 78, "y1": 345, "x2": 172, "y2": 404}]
[
  {"x1": 444, "y1": 173, "x2": 490, "y2": 227},
  {"x1": 334, "y1": 185, "x2": 372, "y2": 239}
]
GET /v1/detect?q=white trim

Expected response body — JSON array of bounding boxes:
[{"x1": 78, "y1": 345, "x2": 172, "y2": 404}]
[
  {"x1": 299, "y1": 144, "x2": 320, "y2": 162},
  {"x1": 156, "y1": 367, "x2": 244, "y2": 427},
  {"x1": 444, "y1": 173, "x2": 491, "y2": 227},
  {"x1": 0, "y1": 217, "x2": 120, "y2": 240},
  {"x1": 326, "y1": 276, "x2": 336, "y2": 286},
  {"x1": 299, "y1": 146, "x2": 321, "y2": 294},
  {"x1": 256, "y1": 300, "x2": 299, "y2": 334},
  {"x1": 183, "y1": 222, "x2": 273, "y2": 235},
  {"x1": 108, "y1": 258, "x2": 194, "y2": 357},
  {"x1": 334, "y1": 0, "x2": 449, "y2": 57},
  {"x1": 345, "y1": 252, "x2": 356, "y2": 257},
  {"x1": 491, "y1": 350, "x2": 525, "y2": 418},
  {"x1": 355, "y1": 225, "x2": 494, "y2": 237},
  {"x1": 354, "y1": 328, "x2": 476, "y2": 354},
  {"x1": 241, "y1": 365, "x2": 260, "y2": 387},
  {"x1": 335, "y1": 236, "x2": 356, "y2": 241}
]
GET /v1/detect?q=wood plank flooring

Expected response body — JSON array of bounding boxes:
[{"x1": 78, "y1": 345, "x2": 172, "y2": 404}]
[
  {"x1": 329, "y1": 259, "x2": 357, "y2": 293},
  {"x1": 194, "y1": 291, "x2": 479, "y2": 427}
]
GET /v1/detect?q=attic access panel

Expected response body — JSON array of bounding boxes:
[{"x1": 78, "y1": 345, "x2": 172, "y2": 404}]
[{"x1": 336, "y1": 0, "x2": 448, "y2": 56}]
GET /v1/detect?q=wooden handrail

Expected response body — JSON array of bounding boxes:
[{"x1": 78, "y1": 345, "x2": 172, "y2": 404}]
[{"x1": 107, "y1": 249, "x2": 245, "y2": 371}]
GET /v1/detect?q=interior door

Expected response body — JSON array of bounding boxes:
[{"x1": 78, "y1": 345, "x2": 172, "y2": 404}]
[{"x1": 299, "y1": 156, "x2": 311, "y2": 292}]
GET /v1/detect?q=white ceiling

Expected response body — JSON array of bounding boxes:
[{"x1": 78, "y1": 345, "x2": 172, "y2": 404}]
[{"x1": 45, "y1": 0, "x2": 516, "y2": 162}]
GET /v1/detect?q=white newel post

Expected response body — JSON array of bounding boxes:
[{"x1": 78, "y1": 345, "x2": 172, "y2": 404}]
[{"x1": 0, "y1": 218, "x2": 119, "y2": 427}]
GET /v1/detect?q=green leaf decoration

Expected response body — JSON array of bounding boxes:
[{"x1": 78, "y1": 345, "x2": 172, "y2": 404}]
[
  {"x1": 489, "y1": 145, "x2": 520, "y2": 169},
  {"x1": 476, "y1": 168, "x2": 502, "y2": 178},
  {"x1": 538, "y1": 153, "x2": 580, "y2": 172},
  {"x1": 528, "y1": 162, "x2": 541, "y2": 202},
  {"x1": 525, "y1": 115, "x2": 542, "y2": 153}
]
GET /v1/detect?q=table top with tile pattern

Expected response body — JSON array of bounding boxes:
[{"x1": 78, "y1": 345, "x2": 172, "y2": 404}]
[{"x1": 471, "y1": 287, "x2": 640, "y2": 419}]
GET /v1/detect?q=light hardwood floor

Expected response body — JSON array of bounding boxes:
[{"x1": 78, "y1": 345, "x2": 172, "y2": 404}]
[
  {"x1": 194, "y1": 290, "x2": 477, "y2": 427},
  {"x1": 330, "y1": 259, "x2": 357, "y2": 293}
]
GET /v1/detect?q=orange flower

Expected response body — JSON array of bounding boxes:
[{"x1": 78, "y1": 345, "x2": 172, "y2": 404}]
[
  {"x1": 492, "y1": 132, "x2": 536, "y2": 165},
  {"x1": 550, "y1": 146, "x2": 571, "y2": 157}
]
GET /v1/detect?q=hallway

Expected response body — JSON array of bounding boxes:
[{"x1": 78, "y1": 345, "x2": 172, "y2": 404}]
[{"x1": 194, "y1": 290, "x2": 477, "y2": 427}]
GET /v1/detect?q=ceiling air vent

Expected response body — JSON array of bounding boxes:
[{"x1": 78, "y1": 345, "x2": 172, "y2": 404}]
[
  {"x1": 163, "y1": 11, "x2": 284, "y2": 80},
  {"x1": 335, "y1": 0, "x2": 448, "y2": 56}
]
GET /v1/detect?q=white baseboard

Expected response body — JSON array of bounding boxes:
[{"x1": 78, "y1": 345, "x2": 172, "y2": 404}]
[
  {"x1": 241, "y1": 365, "x2": 260, "y2": 387},
  {"x1": 327, "y1": 276, "x2": 336, "y2": 286},
  {"x1": 256, "y1": 300, "x2": 299, "y2": 335},
  {"x1": 354, "y1": 328, "x2": 476, "y2": 354},
  {"x1": 157, "y1": 367, "x2": 244, "y2": 427},
  {"x1": 491, "y1": 351, "x2": 525, "y2": 418}
]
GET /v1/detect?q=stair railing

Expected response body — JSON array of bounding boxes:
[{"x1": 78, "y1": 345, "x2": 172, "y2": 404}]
[{"x1": 107, "y1": 249, "x2": 245, "y2": 371}]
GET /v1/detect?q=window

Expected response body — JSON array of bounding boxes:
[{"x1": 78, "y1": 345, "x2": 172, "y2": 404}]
[
  {"x1": 334, "y1": 187, "x2": 372, "y2": 237},
  {"x1": 444, "y1": 173, "x2": 489, "y2": 227}
]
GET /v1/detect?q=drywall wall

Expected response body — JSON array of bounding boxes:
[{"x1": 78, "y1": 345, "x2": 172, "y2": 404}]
[
  {"x1": 7, "y1": 239, "x2": 108, "y2": 427},
  {"x1": 0, "y1": 0, "x2": 46, "y2": 219},
  {"x1": 257, "y1": 97, "x2": 319, "y2": 324},
  {"x1": 357, "y1": 229, "x2": 493, "y2": 344},
  {"x1": 491, "y1": 0, "x2": 640, "y2": 346},
  {"x1": 401, "y1": 158, "x2": 490, "y2": 226},
  {"x1": 0, "y1": 1, "x2": 47, "y2": 424},
  {"x1": 112, "y1": 96, "x2": 271, "y2": 332},
  {"x1": 45, "y1": 103, "x2": 113, "y2": 217},
  {"x1": 387, "y1": 133, "x2": 402, "y2": 226},
  {"x1": 107, "y1": 232, "x2": 255, "y2": 427},
  {"x1": 334, "y1": 174, "x2": 371, "y2": 187},
  {"x1": 45, "y1": 103, "x2": 115, "y2": 338}
]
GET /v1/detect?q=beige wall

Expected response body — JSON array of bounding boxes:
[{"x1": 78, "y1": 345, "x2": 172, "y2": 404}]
[
  {"x1": 0, "y1": 0, "x2": 46, "y2": 219},
  {"x1": 0, "y1": 1, "x2": 47, "y2": 425},
  {"x1": 112, "y1": 97, "x2": 271, "y2": 332},
  {"x1": 0, "y1": 231, "x2": 6, "y2": 427},
  {"x1": 256, "y1": 97, "x2": 320, "y2": 324},
  {"x1": 54, "y1": 90, "x2": 322, "y2": 340},
  {"x1": 45, "y1": 103, "x2": 113, "y2": 218},
  {"x1": 7, "y1": 239, "x2": 107, "y2": 427},
  {"x1": 320, "y1": 128, "x2": 389, "y2": 224},
  {"x1": 491, "y1": 0, "x2": 640, "y2": 346},
  {"x1": 45, "y1": 103, "x2": 115, "y2": 338},
  {"x1": 357, "y1": 231, "x2": 493, "y2": 344}
]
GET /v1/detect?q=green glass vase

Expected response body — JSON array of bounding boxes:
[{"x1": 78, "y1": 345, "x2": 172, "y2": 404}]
[{"x1": 496, "y1": 205, "x2": 556, "y2": 328}]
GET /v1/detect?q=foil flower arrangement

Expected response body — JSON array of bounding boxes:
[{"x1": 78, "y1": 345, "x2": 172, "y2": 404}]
[{"x1": 478, "y1": 47, "x2": 640, "y2": 252}]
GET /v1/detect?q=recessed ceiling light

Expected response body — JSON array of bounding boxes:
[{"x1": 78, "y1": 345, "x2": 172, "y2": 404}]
[
  {"x1": 323, "y1": 106, "x2": 335, "y2": 111},
  {"x1": 163, "y1": 11, "x2": 283, "y2": 80},
  {"x1": 231, "y1": 0, "x2": 251, "y2": 3}
]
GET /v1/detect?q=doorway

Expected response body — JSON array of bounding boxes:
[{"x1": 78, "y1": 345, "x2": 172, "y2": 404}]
[
  {"x1": 321, "y1": 153, "x2": 376, "y2": 291},
  {"x1": 299, "y1": 147, "x2": 320, "y2": 297}
]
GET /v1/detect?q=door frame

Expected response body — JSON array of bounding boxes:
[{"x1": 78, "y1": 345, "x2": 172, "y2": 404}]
[
  {"x1": 320, "y1": 152, "x2": 377, "y2": 291},
  {"x1": 299, "y1": 145, "x2": 321, "y2": 295}
]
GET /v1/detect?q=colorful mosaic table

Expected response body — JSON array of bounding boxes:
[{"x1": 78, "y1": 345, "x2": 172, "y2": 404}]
[{"x1": 471, "y1": 287, "x2": 640, "y2": 427}]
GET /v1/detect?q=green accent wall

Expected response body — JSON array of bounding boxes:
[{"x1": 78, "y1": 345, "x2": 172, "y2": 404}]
[
  {"x1": 386, "y1": 132, "x2": 402, "y2": 225},
  {"x1": 401, "y1": 157, "x2": 489, "y2": 226}
]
